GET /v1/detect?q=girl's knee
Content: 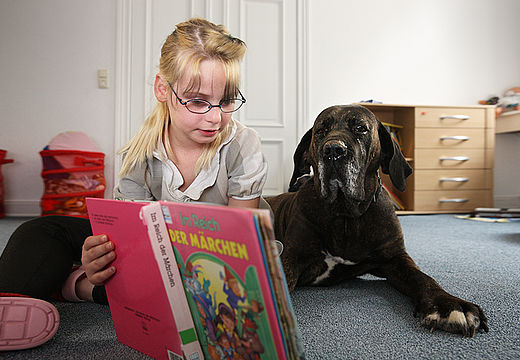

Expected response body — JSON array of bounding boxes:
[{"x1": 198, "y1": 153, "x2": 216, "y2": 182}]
[{"x1": 13, "y1": 216, "x2": 59, "y2": 236}]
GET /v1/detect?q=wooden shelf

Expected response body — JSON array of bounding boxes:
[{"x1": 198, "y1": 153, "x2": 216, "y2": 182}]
[
  {"x1": 358, "y1": 103, "x2": 495, "y2": 213},
  {"x1": 496, "y1": 110, "x2": 520, "y2": 134}
]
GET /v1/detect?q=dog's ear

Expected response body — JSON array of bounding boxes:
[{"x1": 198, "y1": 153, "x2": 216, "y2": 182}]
[
  {"x1": 288, "y1": 128, "x2": 313, "y2": 192},
  {"x1": 378, "y1": 121, "x2": 412, "y2": 192}
]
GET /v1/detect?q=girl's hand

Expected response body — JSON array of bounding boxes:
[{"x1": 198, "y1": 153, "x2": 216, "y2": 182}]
[{"x1": 81, "y1": 235, "x2": 116, "y2": 286}]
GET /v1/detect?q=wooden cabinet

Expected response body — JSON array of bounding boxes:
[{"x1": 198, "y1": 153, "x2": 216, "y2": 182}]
[{"x1": 359, "y1": 103, "x2": 495, "y2": 213}]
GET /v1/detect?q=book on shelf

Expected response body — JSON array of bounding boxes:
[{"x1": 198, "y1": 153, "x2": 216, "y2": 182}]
[
  {"x1": 381, "y1": 183, "x2": 405, "y2": 210},
  {"x1": 381, "y1": 121, "x2": 403, "y2": 148},
  {"x1": 86, "y1": 198, "x2": 305, "y2": 360}
]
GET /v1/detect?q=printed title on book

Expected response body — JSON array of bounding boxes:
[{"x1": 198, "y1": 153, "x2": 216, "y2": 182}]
[{"x1": 168, "y1": 210, "x2": 249, "y2": 261}]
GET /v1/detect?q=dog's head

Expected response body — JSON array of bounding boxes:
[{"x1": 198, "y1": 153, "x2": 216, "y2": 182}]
[{"x1": 290, "y1": 105, "x2": 412, "y2": 209}]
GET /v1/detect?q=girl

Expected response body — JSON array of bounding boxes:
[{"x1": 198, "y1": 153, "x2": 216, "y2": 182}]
[{"x1": 0, "y1": 17, "x2": 268, "y2": 351}]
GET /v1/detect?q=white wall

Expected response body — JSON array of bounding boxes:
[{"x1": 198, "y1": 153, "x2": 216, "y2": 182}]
[
  {"x1": 307, "y1": 0, "x2": 520, "y2": 207},
  {"x1": 0, "y1": 0, "x2": 116, "y2": 215},
  {"x1": 1, "y1": 0, "x2": 519, "y2": 216},
  {"x1": 307, "y1": 0, "x2": 520, "y2": 114}
]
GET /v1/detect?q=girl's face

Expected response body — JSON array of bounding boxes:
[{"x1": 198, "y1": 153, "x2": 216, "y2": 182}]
[{"x1": 167, "y1": 59, "x2": 232, "y2": 149}]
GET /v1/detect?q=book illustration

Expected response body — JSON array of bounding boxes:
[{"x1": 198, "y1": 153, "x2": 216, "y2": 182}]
[
  {"x1": 177, "y1": 252, "x2": 276, "y2": 359},
  {"x1": 161, "y1": 202, "x2": 284, "y2": 359}
]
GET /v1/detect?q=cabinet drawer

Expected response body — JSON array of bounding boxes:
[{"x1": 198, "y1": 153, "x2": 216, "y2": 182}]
[
  {"x1": 415, "y1": 107, "x2": 485, "y2": 128},
  {"x1": 414, "y1": 169, "x2": 492, "y2": 190},
  {"x1": 415, "y1": 149, "x2": 485, "y2": 169},
  {"x1": 415, "y1": 128, "x2": 485, "y2": 149},
  {"x1": 414, "y1": 190, "x2": 492, "y2": 211}
]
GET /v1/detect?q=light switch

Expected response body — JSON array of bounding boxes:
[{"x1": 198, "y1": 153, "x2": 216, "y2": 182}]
[{"x1": 97, "y1": 69, "x2": 109, "y2": 89}]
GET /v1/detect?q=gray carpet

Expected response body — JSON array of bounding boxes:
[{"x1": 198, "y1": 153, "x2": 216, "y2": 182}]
[{"x1": 1, "y1": 215, "x2": 519, "y2": 359}]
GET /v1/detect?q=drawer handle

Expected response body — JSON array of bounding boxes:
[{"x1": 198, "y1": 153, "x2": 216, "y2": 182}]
[
  {"x1": 439, "y1": 177, "x2": 469, "y2": 182},
  {"x1": 439, "y1": 198, "x2": 469, "y2": 203},
  {"x1": 439, "y1": 115, "x2": 470, "y2": 120},
  {"x1": 439, "y1": 156, "x2": 470, "y2": 162},
  {"x1": 440, "y1": 136, "x2": 470, "y2": 141}
]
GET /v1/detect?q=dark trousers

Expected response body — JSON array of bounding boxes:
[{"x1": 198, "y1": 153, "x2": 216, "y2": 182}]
[{"x1": 0, "y1": 216, "x2": 107, "y2": 304}]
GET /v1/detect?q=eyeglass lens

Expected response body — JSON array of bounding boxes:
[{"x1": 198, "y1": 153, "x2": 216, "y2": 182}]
[{"x1": 185, "y1": 98, "x2": 243, "y2": 114}]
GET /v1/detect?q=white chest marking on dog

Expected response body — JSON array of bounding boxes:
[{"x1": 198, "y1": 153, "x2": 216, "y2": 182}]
[
  {"x1": 317, "y1": 161, "x2": 327, "y2": 197},
  {"x1": 312, "y1": 251, "x2": 358, "y2": 284}
]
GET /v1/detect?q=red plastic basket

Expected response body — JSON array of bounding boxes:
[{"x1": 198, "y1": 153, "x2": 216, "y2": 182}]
[{"x1": 40, "y1": 150, "x2": 105, "y2": 218}]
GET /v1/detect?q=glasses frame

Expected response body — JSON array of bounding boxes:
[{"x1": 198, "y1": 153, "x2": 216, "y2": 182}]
[{"x1": 167, "y1": 81, "x2": 246, "y2": 114}]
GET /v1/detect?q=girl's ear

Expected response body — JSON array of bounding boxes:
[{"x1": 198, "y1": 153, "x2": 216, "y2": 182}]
[{"x1": 154, "y1": 74, "x2": 169, "y2": 102}]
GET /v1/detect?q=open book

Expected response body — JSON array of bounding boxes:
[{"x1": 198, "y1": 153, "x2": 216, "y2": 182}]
[{"x1": 87, "y1": 198, "x2": 305, "y2": 360}]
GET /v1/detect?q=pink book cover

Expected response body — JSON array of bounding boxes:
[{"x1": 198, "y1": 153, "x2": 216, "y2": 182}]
[
  {"x1": 141, "y1": 202, "x2": 203, "y2": 359},
  {"x1": 157, "y1": 201, "x2": 288, "y2": 360},
  {"x1": 86, "y1": 198, "x2": 184, "y2": 360}
]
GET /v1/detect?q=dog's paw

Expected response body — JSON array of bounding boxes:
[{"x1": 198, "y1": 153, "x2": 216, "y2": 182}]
[{"x1": 415, "y1": 295, "x2": 489, "y2": 337}]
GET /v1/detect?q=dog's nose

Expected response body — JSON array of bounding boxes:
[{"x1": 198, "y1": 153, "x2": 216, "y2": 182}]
[{"x1": 324, "y1": 141, "x2": 347, "y2": 160}]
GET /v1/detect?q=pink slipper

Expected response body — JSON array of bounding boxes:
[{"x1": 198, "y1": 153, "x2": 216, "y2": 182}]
[
  {"x1": 0, "y1": 294, "x2": 59, "y2": 351},
  {"x1": 60, "y1": 266, "x2": 86, "y2": 302}
]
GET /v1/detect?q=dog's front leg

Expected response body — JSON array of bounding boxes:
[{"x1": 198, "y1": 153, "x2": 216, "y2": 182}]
[
  {"x1": 280, "y1": 239, "x2": 323, "y2": 292},
  {"x1": 278, "y1": 216, "x2": 324, "y2": 292},
  {"x1": 377, "y1": 253, "x2": 488, "y2": 337},
  {"x1": 280, "y1": 252, "x2": 300, "y2": 292}
]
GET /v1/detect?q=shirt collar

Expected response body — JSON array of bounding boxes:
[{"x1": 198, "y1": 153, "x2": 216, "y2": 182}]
[{"x1": 153, "y1": 120, "x2": 238, "y2": 200}]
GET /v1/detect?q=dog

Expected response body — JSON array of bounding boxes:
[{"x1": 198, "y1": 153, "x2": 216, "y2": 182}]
[{"x1": 266, "y1": 104, "x2": 488, "y2": 337}]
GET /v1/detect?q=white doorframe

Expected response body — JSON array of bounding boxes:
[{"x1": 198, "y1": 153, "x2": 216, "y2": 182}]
[
  {"x1": 114, "y1": 0, "x2": 152, "y2": 180},
  {"x1": 297, "y1": 0, "x2": 310, "y2": 138}
]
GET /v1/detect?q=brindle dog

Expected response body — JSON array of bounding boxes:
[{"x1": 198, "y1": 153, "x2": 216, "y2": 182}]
[{"x1": 266, "y1": 104, "x2": 488, "y2": 337}]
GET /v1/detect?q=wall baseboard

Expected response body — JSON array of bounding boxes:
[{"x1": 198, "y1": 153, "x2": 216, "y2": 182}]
[
  {"x1": 4, "y1": 200, "x2": 40, "y2": 217},
  {"x1": 494, "y1": 195, "x2": 520, "y2": 209},
  {"x1": 4, "y1": 195, "x2": 519, "y2": 217}
]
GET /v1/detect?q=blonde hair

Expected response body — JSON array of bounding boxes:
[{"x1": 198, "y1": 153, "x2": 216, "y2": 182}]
[{"x1": 119, "y1": 18, "x2": 246, "y2": 178}]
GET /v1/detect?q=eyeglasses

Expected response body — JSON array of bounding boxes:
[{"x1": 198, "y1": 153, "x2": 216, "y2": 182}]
[{"x1": 168, "y1": 82, "x2": 246, "y2": 114}]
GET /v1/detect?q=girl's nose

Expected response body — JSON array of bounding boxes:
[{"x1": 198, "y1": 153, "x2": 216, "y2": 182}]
[{"x1": 206, "y1": 106, "x2": 222, "y2": 124}]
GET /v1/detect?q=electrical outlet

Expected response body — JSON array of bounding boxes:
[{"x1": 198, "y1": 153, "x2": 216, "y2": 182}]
[{"x1": 97, "y1": 69, "x2": 109, "y2": 89}]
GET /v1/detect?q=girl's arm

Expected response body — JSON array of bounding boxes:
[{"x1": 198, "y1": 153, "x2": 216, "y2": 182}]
[
  {"x1": 225, "y1": 124, "x2": 267, "y2": 209},
  {"x1": 228, "y1": 197, "x2": 260, "y2": 209}
]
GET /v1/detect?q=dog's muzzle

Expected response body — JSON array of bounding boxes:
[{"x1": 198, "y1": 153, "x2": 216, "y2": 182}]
[
  {"x1": 317, "y1": 138, "x2": 367, "y2": 204},
  {"x1": 323, "y1": 140, "x2": 348, "y2": 161}
]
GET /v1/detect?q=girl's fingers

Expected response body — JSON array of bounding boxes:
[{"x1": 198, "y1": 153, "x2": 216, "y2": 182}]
[
  {"x1": 81, "y1": 234, "x2": 117, "y2": 286},
  {"x1": 82, "y1": 237, "x2": 114, "y2": 265},
  {"x1": 83, "y1": 234, "x2": 108, "y2": 252},
  {"x1": 89, "y1": 249, "x2": 116, "y2": 271},
  {"x1": 88, "y1": 265, "x2": 117, "y2": 286}
]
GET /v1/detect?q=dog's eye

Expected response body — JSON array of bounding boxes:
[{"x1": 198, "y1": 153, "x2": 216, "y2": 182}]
[{"x1": 354, "y1": 124, "x2": 368, "y2": 134}]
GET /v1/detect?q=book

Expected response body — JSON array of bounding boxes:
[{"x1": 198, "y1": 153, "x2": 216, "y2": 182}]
[
  {"x1": 472, "y1": 207, "x2": 520, "y2": 218},
  {"x1": 87, "y1": 199, "x2": 200, "y2": 360},
  {"x1": 141, "y1": 202, "x2": 204, "y2": 359},
  {"x1": 87, "y1": 198, "x2": 305, "y2": 360},
  {"x1": 455, "y1": 215, "x2": 513, "y2": 223},
  {"x1": 381, "y1": 183, "x2": 405, "y2": 210},
  {"x1": 381, "y1": 121, "x2": 403, "y2": 148}
]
